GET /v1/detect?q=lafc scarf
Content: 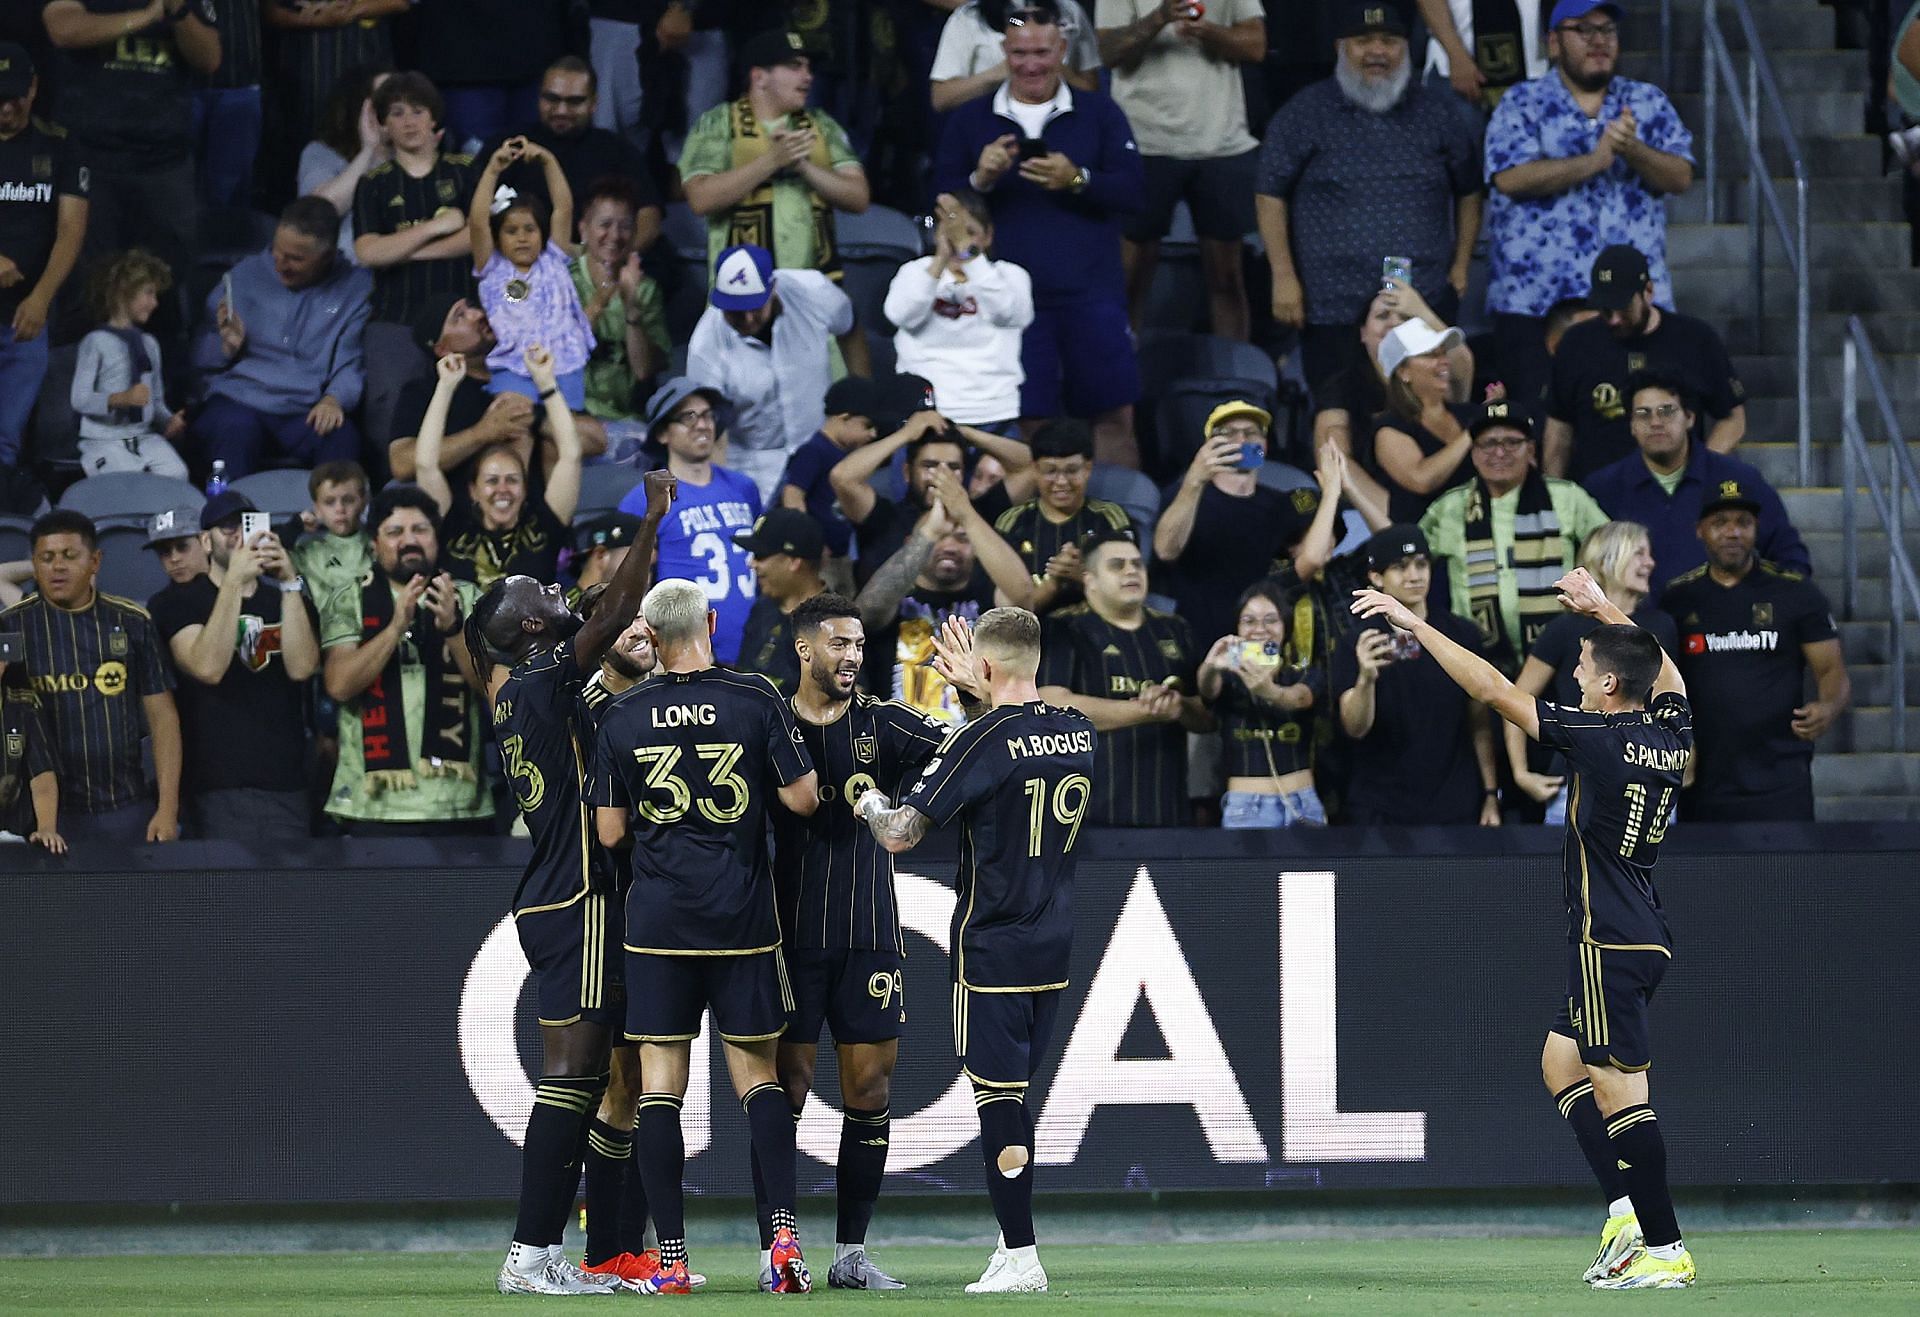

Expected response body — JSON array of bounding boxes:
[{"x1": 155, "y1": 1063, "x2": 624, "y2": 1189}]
[
  {"x1": 1471, "y1": 0, "x2": 1529, "y2": 107},
  {"x1": 726, "y1": 97, "x2": 839, "y2": 277},
  {"x1": 1463, "y1": 469, "x2": 1565, "y2": 672},
  {"x1": 357, "y1": 575, "x2": 474, "y2": 795}
]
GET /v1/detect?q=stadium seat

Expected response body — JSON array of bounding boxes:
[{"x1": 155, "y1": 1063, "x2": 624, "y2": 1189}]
[
  {"x1": 95, "y1": 525, "x2": 172, "y2": 605},
  {"x1": 1089, "y1": 462, "x2": 1160, "y2": 548},
  {"x1": 229, "y1": 469, "x2": 314, "y2": 520},
  {"x1": 575, "y1": 464, "x2": 645, "y2": 519},
  {"x1": 1153, "y1": 377, "x2": 1277, "y2": 476},
  {"x1": 834, "y1": 204, "x2": 924, "y2": 263},
  {"x1": 1193, "y1": 337, "x2": 1279, "y2": 394},
  {"x1": 0, "y1": 514, "x2": 32, "y2": 566},
  {"x1": 59, "y1": 472, "x2": 204, "y2": 528}
]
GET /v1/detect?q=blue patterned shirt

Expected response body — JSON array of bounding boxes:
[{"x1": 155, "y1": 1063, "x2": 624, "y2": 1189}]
[
  {"x1": 1483, "y1": 72, "x2": 1694, "y2": 317},
  {"x1": 1256, "y1": 78, "x2": 1481, "y2": 327}
]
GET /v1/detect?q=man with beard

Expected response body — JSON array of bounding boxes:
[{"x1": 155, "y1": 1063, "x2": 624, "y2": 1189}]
[
  {"x1": 149, "y1": 490, "x2": 320, "y2": 841},
  {"x1": 318, "y1": 486, "x2": 488, "y2": 834},
  {"x1": 1659, "y1": 484, "x2": 1848, "y2": 823},
  {"x1": 1483, "y1": 0, "x2": 1693, "y2": 415},
  {"x1": 463, "y1": 469, "x2": 675, "y2": 1295},
  {"x1": 853, "y1": 465, "x2": 1036, "y2": 723},
  {"x1": 752, "y1": 593, "x2": 944, "y2": 1292},
  {"x1": 1256, "y1": 1, "x2": 1483, "y2": 398},
  {"x1": 734, "y1": 509, "x2": 829, "y2": 694},
  {"x1": 484, "y1": 56, "x2": 664, "y2": 243},
  {"x1": 1545, "y1": 245, "x2": 1745, "y2": 480}
]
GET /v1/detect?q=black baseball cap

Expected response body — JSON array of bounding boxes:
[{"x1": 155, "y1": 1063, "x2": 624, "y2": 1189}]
[
  {"x1": 1470, "y1": 397, "x2": 1534, "y2": 438},
  {"x1": 733, "y1": 509, "x2": 825, "y2": 561},
  {"x1": 201, "y1": 489, "x2": 260, "y2": 529},
  {"x1": 1587, "y1": 244, "x2": 1651, "y2": 311},
  {"x1": 1365, "y1": 524, "x2": 1430, "y2": 572},
  {"x1": 1698, "y1": 478, "x2": 1762, "y2": 520},
  {"x1": 823, "y1": 375, "x2": 883, "y2": 422},
  {"x1": 0, "y1": 43, "x2": 35, "y2": 98},
  {"x1": 740, "y1": 29, "x2": 808, "y2": 71},
  {"x1": 1338, "y1": 0, "x2": 1409, "y2": 39},
  {"x1": 574, "y1": 512, "x2": 645, "y2": 555},
  {"x1": 411, "y1": 290, "x2": 464, "y2": 353}
]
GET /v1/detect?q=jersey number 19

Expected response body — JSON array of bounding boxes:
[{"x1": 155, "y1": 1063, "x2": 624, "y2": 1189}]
[{"x1": 1023, "y1": 774, "x2": 1092, "y2": 857}]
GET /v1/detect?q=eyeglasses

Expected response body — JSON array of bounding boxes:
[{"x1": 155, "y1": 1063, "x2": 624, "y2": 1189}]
[
  {"x1": 1472, "y1": 434, "x2": 1530, "y2": 451},
  {"x1": 540, "y1": 92, "x2": 590, "y2": 108},
  {"x1": 1558, "y1": 21, "x2": 1618, "y2": 41},
  {"x1": 1630, "y1": 403, "x2": 1683, "y2": 422},
  {"x1": 1211, "y1": 425, "x2": 1265, "y2": 440},
  {"x1": 671, "y1": 407, "x2": 715, "y2": 427}
]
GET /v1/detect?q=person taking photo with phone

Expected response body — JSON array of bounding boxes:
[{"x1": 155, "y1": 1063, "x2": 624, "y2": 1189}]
[{"x1": 1199, "y1": 581, "x2": 1327, "y2": 829}]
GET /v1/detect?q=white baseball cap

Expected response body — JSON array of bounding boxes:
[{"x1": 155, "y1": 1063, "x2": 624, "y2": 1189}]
[{"x1": 1377, "y1": 319, "x2": 1465, "y2": 379}]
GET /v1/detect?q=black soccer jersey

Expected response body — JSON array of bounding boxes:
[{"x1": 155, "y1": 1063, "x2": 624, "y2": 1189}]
[
  {"x1": 898, "y1": 702, "x2": 1097, "y2": 991},
  {"x1": 1536, "y1": 693, "x2": 1693, "y2": 951},
  {"x1": 993, "y1": 498, "x2": 1133, "y2": 609},
  {"x1": 589, "y1": 667, "x2": 813, "y2": 953},
  {"x1": 352, "y1": 152, "x2": 479, "y2": 325},
  {"x1": 1217, "y1": 667, "x2": 1321, "y2": 780},
  {"x1": 772, "y1": 692, "x2": 946, "y2": 953},
  {"x1": 1038, "y1": 605, "x2": 1196, "y2": 827},
  {"x1": 491, "y1": 639, "x2": 598, "y2": 913},
  {"x1": 0, "y1": 118, "x2": 89, "y2": 320},
  {"x1": 736, "y1": 595, "x2": 801, "y2": 694}
]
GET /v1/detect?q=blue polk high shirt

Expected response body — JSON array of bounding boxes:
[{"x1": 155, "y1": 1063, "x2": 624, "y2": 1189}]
[{"x1": 619, "y1": 465, "x2": 763, "y2": 663}]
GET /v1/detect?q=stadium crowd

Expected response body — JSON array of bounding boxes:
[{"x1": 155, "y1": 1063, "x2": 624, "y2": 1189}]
[{"x1": 0, "y1": 0, "x2": 1854, "y2": 849}]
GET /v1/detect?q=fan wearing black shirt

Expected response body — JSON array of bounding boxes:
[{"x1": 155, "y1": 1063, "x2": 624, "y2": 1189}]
[
  {"x1": 734, "y1": 508, "x2": 828, "y2": 695},
  {"x1": 990, "y1": 419, "x2": 1130, "y2": 615},
  {"x1": 756, "y1": 593, "x2": 944, "y2": 1292},
  {"x1": 1353, "y1": 567, "x2": 1698, "y2": 1291},
  {"x1": 856, "y1": 607, "x2": 1095, "y2": 1296},
  {"x1": 1545, "y1": 244, "x2": 1745, "y2": 482},
  {"x1": 588, "y1": 578, "x2": 822, "y2": 1296},
  {"x1": 149, "y1": 490, "x2": 319, "y2": 841},
  {"x1": 1038, "y1": 530, "x2": 1211, "y2": 828},
  {"x1": 389, "y1": 294, "x2": 541, "y2": 489},
  {"x1": 464, "y1": 469, "x2": 672, "y2": 1296},
  {"x1": 352, "y1": 73, "x2": 477, "y2": 329}
]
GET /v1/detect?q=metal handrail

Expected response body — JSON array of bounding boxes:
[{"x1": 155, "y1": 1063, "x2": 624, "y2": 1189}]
[
  {"x1": 1839, "y1": 318, "x2": 1920, "y2": 751},
  {"x1": 1701, "y1": 0, "x2": 1812, "y2": 486}
]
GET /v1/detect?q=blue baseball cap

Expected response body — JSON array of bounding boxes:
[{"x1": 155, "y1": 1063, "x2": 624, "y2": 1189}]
[
  {"x1": 711, "y1": 244, "x2": 775, "y2": 311},
  {"x1": 1549, "y1": 0, "x2": 1622, "y2": 28}
]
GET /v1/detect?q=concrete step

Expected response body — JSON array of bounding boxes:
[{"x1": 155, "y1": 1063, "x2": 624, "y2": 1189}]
[
  {"x1": 1811, "y1": 751, "x2": 1920, "y2": 795},
  {"x1": 1720, "y1": 313, "x2": 1920, "y2": 355},
  {"x1": 1825, "y1": 705, "x2": 1920, "y2": 753},
  {"x1": 1669, "y1": 222, "x2": 1911, "y2": 268},
  {"x1": 1669, "y1": 90, "x2": 1867, "y2": 141},
  {"x1": 1803, "y1": 529, "x2": 1920, "y2": 574},
  {"x1": 1836, "y1": 620, "x2": 1920, "y2": 663},
  {"x1": 1668, "y1": 176, "x2": 1902, "y2": 225},
  {"x1": 1777, "y1": 486, "x2": 1920, "y2": 533},
  {"x1": 1837, "y1": 664, "x2": 1920, "y2": 704},
  {"x1": 1656, "y1": 47, "x2": 1866, "y2": 94},
  {"x1": 1735, "y1": 351, "x2": 1920, "y2": 398},
  {"x1": 1815, "y1": 794, "x2": 1920, "y2": 821},
  {"x1": 1741, "y1": 397, "x2": 1846, "y2": 439},
  {"x1": 1672, "y1": 263, "x2": 1920, "y2": 316},
  {"x1": 1620, "y1": 5, "x2": 1836, "y2": 54}
]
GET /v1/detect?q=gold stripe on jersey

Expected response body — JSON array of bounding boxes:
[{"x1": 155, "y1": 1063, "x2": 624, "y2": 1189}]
[{"x1": 622, "y1": 941, "x2": 783, "y2": 956}]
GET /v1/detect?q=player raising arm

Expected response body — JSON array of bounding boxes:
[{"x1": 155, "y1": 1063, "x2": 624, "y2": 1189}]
[
  {"x1": 855, "y1": 609, "x2": 1095, "y2": 1294},
  {"x1": 1352, "y1": 568, "x2": 1697, "y2": 1291}
]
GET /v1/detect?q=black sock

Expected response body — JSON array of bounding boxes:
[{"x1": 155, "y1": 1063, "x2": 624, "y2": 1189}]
[
  {"x1": 975, "y1": 1091, "x2": 1036, "y2": 1250},
  {"x1": 514, "y1": 1075, "x2": 600, "y2": 1246},
  {"x1": 616, "y1": 1128, "x2": 652, "y2": 1257},
  {"x1": 742, "y1": 1083, "x2": 798, "y2": 1227},
  {"x1": 633, "y1": 1094, "x2": 686, "y2": 1246},
  {"x1": 837, "y1": 1105, "x2": 890, "y2": 1245},
  {"x1": 582, "y1": 1117, "x2": 632, "y2": 1266},
  {"x1": 1553, "y1": 1080, "x2": 1631, "y2": 1205},
  {"x1": 749, "y1": 1143, "x2": 776, "y2": 1249},
  {"x1": 1607, "y1": 1104, "x2": 1681, "y2": 1247}
]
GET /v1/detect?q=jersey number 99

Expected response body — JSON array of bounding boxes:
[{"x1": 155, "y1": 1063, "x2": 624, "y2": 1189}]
[
  {"x1": 1023, "y1": 773, "x2": 1091, "y2": 857},
  {"x1": 631, "y1": 742, "x2": 751, "y2": 825}
]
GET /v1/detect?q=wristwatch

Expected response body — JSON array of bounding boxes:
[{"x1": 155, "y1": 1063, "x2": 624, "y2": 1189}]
[
  {"x1": 1069, "y1": 167, "x2": 1091, "y2": 193},
  {"x1": 275, "y1": 575, "x2": 305, "y2": 594}
]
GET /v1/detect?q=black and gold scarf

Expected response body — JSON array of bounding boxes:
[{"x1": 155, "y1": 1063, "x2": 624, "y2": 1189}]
[
  {"x1": 1471, "y1": 0, "x2": 1529, "y2": 108},
  {"x1": 725, "y1": 96, "x2": 839, "y2": 278},
  {"x1": 357, "y1": 575, "x2": 474, "y2": 794},
  {"x1": 1463, "y1": 469, "x2": 1565, "y2": 673}
]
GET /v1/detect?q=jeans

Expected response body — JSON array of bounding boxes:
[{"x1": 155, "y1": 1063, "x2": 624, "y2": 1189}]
[
  {"x1": 1220, "y1": 787, "x2": 1328, "y2": 830},
  {"x1": 0, "y1": 325, "x2": 50, "y2": 466},
  {"x1": 192, "y1": 394, "x2": 364, "y2": 477},
  {"x1": 192, "y1": 86, "x2": 264, "y2": 210},
  {"x1": 193, "y1": 787, "x2": 311, "y2": 842},
  {"x1": 589, "y1": 18, "x2": 645, "y2": 149}
]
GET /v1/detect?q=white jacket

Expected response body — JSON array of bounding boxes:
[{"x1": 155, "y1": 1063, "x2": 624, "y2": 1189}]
[{"x1": 884, "y1": 254, "x2": 1034, "y2": 425}]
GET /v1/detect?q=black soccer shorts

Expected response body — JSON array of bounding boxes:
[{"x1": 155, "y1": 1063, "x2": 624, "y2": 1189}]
[
  {"x1": 516, "y1": 891, "x2": 623, "y2": 1028},
  {"x1": 783, "y1": 947, "x2": 905, "y2": 1046},
  {"x1": 1551, "y1": 943, "x2": 1670, "y2": 1071},
  {"x1": 624, "y1": 948, "x2": 793, "y2": 1044},
  {"x1": 952, "y1": 983, "x2": 1063, "y2": 1090}
]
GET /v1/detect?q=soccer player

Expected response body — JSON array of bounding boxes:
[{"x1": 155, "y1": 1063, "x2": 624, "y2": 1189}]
[
  {"x1": 855, "y1": 608, "x2": 1097, "y2": 1294},
  {"x1": 463, "y1": 469, "x2": 674, "y2": 1297},
  {"x1": 1352, "y1": 568, "x2": 1697, "y2": 1290},
  {"x1": 589, "y1": 579, "x2": 822, "y2": 1295},
  {"x1": 757, "y1": 592, "x2": 946, "y2": 1291}
]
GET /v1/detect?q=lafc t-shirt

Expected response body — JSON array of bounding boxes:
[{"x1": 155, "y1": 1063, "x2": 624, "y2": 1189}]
[
  {"x1": 352, "y1": 152, "x2": 479, "y2": 325},
  {"x1": 45, "y1": 0, "x2": 211, "y2": 169},
  {"x1": 0, "y1": 118, "x2": 88, "y2": 319}
]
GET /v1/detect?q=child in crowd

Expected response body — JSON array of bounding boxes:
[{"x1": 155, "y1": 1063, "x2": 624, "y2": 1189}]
[
  {"x1": 468, "y1": 136, "x2": 595, "y2": 413},
  {"x1": 778, "y1": 374, "x2": 881, "y2": 591},
  {"x1": 293, "y1": 460, "x2": 374, "y2": 603},
  {"x1": 71, "y1": 249, "x2": 191, "y2": 480}
]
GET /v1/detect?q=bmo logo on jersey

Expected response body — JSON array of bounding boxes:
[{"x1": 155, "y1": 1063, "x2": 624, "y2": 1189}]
[
  {"x1": 456, "y1": 869, "x2": 1427, "y2": 1170},
  {"x1": 1684, "y1": 629, "x2": 1780, "y2": 654}
]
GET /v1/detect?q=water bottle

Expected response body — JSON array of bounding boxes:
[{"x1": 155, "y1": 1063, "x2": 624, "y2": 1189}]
[{"x1": 204, "y1": 460, "x2": 228, "y2": 498}]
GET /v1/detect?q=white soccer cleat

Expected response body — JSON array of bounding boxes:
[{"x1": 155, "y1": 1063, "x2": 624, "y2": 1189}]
[
  {"x1": 965, "y1": 1244, "x2": 1047, "y2": 1293},
  {"x1": 495, "y1": 1243, "x2": 622, "y2": 1295}
]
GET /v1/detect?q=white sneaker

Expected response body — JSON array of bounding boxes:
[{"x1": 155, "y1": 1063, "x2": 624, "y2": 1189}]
[
  {"x1": 495, "y1": 1242, "x2": 620, "y2": 1295},
  {"x1": 966, "y1": 1244, "x2": 1047, "y2": 1293},
  {"x1": 1891, "y1": 125, "x2": 1920, "y2": 167}
]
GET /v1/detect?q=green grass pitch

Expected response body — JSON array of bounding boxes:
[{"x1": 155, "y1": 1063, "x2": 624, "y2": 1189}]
[{"x1": 1, "y1": 1231, "x2": 1915, "y2": 1313}]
